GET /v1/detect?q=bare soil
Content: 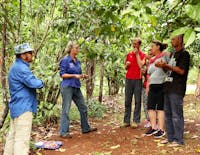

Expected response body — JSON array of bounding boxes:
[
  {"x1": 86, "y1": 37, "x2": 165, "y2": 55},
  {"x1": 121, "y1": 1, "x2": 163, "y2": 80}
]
[
  {"x1": 31, "y1": 94, "x2": 200, "y2": 155},
  {"x1": 1, "y1": 95, "x2": 200, "y2": 155}
]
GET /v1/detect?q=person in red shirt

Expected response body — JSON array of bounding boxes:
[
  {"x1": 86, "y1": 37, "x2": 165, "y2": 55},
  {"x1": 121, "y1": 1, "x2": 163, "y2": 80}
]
[{"x1": 121, "y1": 38, "x2": 146, "y2": 128}]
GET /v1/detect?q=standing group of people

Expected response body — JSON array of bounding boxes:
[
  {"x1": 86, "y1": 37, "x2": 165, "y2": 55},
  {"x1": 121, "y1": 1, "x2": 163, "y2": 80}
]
[
  {"x1": 3, "y1": 34, "x2": 199, "y2": 154},
  {"x1": 122, "y1": 34, "x2": 191, "y2": 147}
]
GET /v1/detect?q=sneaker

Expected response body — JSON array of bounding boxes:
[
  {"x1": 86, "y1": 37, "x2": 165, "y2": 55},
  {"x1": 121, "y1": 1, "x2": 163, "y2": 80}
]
[
  {"x1": 82, "y1": 127, "x2": 97, "y2": 134},
  {"x1": 145, "y1": 127, "x2": 158, "y2": 136},
  {"x1": 154, "y1": 130, "x2": 165, "y2": 138},
  {"x1": 120, "y1": 123, "x2": 130, "y2": 128},
  {"x1": 144, "y1": 120, "x2": 151, "y2": 128},
  {"x1": 60, "y1": 133, "x2": 72, "y2": 139},
  {"x1": 168, "y1": 141, "x2": 182, "y2": 147},
  {"x1": 131, "y1": 122, "x2": 139, "y2": 128}
]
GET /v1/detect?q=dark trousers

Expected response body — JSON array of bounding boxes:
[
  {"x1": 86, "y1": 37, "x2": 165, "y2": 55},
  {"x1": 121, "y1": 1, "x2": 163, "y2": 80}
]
[
  {"x1": 124, "y1": 79, "x2": 142, "y2": 124},
  {"x1": 164, "y1": 93, "x2": 184, "y2": 144}
]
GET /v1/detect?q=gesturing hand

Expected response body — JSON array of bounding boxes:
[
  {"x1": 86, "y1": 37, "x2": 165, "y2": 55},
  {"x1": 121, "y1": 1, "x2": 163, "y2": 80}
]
[{"x1": 82, "y1": 74, "x2": 89, "y2": 79}]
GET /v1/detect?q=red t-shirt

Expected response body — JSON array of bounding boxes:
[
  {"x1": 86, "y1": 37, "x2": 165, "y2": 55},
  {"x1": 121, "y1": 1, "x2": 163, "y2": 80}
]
[{"x1": 125, "y1": 51, "x2": 145, "y2": 79}]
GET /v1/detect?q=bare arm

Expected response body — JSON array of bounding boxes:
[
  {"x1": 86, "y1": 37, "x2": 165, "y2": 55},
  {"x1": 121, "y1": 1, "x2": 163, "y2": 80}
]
[
  {"x1": 145, "y1": 74, "x2": 150, "y2": 95},
  {"x1": 135, "y1": 49, "x2": 145, "y2": 68},
  {"x1": 155, "y1": 60, "x2": 185, "y2": 75},
  {"x1": 163, "y1": 64, "x2": 185, "y2": 75},
  {"x1": 61, "y1": 73, "x2": 88, "y2": 79}
]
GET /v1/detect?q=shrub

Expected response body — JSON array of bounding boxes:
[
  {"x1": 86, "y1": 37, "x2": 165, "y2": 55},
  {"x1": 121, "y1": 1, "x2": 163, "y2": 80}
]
[{"x1": 87, "y1": 99, "x2": 106, "y2": 119}]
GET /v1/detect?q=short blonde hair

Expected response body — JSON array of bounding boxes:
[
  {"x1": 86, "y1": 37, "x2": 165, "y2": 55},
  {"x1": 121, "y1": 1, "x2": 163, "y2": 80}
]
[{"x1": 65, "y1": 41, "x2": 78, "y2": 54}]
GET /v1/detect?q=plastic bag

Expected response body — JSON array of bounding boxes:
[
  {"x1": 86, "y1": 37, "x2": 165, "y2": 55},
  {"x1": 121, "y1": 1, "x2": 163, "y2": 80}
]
[{"x1": 35, "y1": 141, "x2": 63, "y2": 150}]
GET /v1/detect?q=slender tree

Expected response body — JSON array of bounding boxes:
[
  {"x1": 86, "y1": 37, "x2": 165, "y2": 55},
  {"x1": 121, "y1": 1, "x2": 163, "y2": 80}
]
[{"x1": 0, "y1": 3, "x2": 9, "y2": 129}]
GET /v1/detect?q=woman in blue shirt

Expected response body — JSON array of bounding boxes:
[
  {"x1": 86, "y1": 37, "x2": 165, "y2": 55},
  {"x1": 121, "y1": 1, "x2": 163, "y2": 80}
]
[{"x1": 59, "y1": 41, "x2": 97, "y2": 138}]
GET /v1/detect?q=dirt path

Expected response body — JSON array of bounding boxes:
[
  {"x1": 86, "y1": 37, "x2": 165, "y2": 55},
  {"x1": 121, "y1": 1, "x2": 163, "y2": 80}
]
[
  {"x1": 1, "y1": 95, "x2": 200, "y2": 155},
  {"x1": 33, "y1": 114, "x2": 200, "y2": 155}
]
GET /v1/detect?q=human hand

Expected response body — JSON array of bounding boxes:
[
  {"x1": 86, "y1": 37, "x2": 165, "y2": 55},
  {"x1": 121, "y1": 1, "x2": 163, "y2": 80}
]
[
  {"x1": 126, "y1": 61, "x2": 131, "y2": 66},
  {"x1": 82, "y1": 74, "x2": 89, "y2": 79},
  {"x1": 155, "y1": 60, "x2": 166, "y2": 68},
  {"x1": 141, "y1": 67, "x2": 146, "y2": 75},
  {"x1": 134, "y1": 48, "x2": 139, "y2": 55}
]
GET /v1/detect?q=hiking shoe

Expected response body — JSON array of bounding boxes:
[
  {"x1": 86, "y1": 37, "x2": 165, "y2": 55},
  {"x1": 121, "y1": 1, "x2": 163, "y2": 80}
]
[
  {"x1": 154, "y1": 130, "x2": 165, "y2": 138},
  {"x1": 82, "y1": 127, "x2": 97, "y2": 134},
  {"x1": 144, "y1": 120, "x2": 151, "y2": 128},
  {"x1": 60, "y1": 133, "x2": 72, "y2": 139},
  {"x1": 145, "y1": 127, "x2": 158, "y2": 136},
  {"x1": 168, "y1": 141, "x2": 182, "y2": 147},
  {"x1": 131, "y1": 122, "x2": 139, "y2": 128},
  {"x1": 120, "y1": 123, "x2": 130, "y2": 128}
]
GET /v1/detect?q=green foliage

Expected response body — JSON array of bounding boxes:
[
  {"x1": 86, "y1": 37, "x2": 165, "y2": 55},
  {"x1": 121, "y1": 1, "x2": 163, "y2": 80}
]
[
  {"x1": 188, "y1": 39, "x2": 200, "y2": 67},
  {"x1": 1, "y1": 0, "x2": 200, "y2": 127},
  {"x1": 68, "y1": 100, "x2": 106, "y2": 121},
  {"x1": 33, "y1": 101, "x2": 60, "y2": 125},
  {"x1": 87, "y1": 99, "x2": 106, "y2": 118},
  {"x1": 187, "y1": 67, "x2": 199, "y2": 85},
  {"x1": 104, "y1": 44, "x2": 126, "y2": 88},
  {"x1": 69, "y1": 105, "x2": 80, "y2": 121}
]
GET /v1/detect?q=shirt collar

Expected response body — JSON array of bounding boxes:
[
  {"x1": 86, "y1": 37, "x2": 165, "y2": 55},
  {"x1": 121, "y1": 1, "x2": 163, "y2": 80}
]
[{"x1": 16, "y1": 58, "x2": 30, "y2": 67}]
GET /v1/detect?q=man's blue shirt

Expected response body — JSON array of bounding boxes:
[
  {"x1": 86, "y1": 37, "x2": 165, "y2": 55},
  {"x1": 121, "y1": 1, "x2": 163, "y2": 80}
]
[
  {"x1": 59, "y1": 55, "x2": 82, "y2": 88},
  {"x1": 8, "y1": 58, "x2": 44, "y2": 119}
]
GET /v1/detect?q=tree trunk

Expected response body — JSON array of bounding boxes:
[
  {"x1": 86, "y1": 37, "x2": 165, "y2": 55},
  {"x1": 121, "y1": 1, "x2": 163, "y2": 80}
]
[
  {"x1": 17, "y1": 0, "x2": 22, "y2": 43},
  {"x1": 98, "y1": 60, "x2": 105, "y2": 103},
  {"x1": 85, "y1": 58, "x2": 96, "y2": 100},
  {"x1": 0, "y1": 7, "x2": 9, "y2": 129},
  {"x1": 107, "y1": 71, "x2": 120, "y2": 95}
]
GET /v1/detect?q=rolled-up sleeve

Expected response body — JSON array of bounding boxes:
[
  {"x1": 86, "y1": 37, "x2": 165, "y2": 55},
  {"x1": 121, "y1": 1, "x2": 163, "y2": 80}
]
[{"x1": 59, "y1": 58, "x2": 68, "y2": 77}]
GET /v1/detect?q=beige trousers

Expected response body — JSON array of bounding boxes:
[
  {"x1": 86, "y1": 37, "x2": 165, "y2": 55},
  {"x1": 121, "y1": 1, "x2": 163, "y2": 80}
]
[{"x1": 3, "y1": 112, "x2": 33, "y2": 155}]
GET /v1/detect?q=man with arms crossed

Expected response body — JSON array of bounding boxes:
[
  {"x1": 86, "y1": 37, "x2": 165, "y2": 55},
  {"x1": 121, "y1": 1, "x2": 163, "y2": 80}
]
[{"x1": 156, "y1": 34, "x2": 190, "y2": 147}]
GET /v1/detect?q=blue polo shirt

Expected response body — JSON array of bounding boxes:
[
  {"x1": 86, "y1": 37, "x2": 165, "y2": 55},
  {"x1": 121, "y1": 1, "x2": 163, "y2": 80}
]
[
  {"x1": 59, "y1": 55, "x2": 82, "y2": 88},
  {"x1": 8, "y1": 58, "x2": 44, "y2": 119}
]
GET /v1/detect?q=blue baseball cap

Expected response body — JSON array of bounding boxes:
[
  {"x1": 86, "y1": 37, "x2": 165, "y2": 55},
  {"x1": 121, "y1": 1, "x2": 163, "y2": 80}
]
[{"x1": 14, "y1": 43, "x2": 34, "y2": 55}]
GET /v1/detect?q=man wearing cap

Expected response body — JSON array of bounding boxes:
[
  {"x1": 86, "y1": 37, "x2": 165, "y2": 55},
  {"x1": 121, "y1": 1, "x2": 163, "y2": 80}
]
[{"x1": 3, "y1": 43, "x2": 44, "y2": 155}]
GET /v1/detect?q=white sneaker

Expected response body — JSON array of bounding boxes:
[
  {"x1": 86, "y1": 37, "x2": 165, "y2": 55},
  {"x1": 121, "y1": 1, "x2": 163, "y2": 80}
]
[{"x1": 144, "y1": 120, "x2": 151, "y2": 128}]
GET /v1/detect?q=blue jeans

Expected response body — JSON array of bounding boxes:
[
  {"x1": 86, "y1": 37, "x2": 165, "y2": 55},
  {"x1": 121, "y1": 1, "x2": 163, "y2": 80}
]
[
  {"x1": 164, "y1": 93, "x2": 184, "y2": 144},
  {"x1": 60, "y1": 86, "x2": 90, "y2": 135},
  {"x1": 124, "y1": 79, "x2": 142, "y2": 124}
]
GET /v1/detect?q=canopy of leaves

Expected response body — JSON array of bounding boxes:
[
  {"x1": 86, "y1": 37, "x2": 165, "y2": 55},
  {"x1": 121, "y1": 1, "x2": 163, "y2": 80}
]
[{"x1": 0, "y1": 0, "x2": 200, "y2": 99}]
